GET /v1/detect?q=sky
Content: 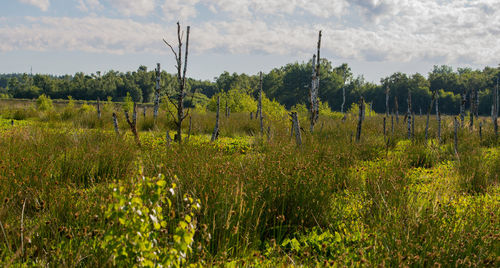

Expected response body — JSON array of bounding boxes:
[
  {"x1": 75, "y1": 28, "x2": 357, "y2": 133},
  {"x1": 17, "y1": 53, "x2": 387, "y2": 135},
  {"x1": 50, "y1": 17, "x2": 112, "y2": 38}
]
[{"x1": 0, "y1": 0, "x2": 499, "y2": 83}]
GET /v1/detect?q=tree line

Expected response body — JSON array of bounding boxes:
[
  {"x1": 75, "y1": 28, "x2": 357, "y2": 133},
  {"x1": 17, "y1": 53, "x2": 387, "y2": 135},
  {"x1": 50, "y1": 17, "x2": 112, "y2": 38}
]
[{"x1": 1, "y1": 61, "x2": 499, "y2": 115}]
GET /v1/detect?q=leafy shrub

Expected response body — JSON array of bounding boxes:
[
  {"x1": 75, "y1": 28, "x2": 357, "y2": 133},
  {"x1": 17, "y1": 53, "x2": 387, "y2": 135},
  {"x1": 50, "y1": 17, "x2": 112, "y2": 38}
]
[
  {"x1": 102, "y1": 173, "x2": 200, "y2": 267},
  {"x1": 36, "y1": 94, "x2": 53, "y2": 111}
]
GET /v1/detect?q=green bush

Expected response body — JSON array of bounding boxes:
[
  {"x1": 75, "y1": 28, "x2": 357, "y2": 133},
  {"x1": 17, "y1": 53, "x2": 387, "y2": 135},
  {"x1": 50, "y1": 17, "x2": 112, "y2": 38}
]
[{"x1": 36, "y1": 94, "x2": 54, "y2": 111}]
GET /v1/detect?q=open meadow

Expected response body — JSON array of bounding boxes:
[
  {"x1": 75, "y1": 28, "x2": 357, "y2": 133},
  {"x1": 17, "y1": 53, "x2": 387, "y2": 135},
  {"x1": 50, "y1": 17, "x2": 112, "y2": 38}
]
[{"x1": 0, "y1": 97, "x2": 498, "y2": 267}]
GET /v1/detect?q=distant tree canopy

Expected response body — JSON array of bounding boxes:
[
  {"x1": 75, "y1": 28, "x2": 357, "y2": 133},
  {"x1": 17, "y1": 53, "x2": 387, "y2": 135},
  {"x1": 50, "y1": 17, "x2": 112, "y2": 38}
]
[{"x1": 1, "y1": 62, "x2": 499, "y2": 115}]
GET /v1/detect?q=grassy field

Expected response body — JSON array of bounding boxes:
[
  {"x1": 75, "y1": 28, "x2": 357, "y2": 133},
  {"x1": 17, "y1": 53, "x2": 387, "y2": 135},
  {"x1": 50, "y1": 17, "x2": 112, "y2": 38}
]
[{"x1": 0, "y1": 99, "x2": 498, "y2": 267}]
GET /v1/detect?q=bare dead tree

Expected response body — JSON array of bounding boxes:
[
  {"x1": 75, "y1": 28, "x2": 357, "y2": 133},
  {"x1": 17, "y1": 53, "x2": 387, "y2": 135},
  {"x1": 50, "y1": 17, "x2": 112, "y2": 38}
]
[
  {"x1": 143, "y1": 105, "x2": 146, "y2": 118},
  {"x1": 356, "y1": 97, "x2": 365, "y2": 142},
  {"x1": 97, "y1": 97, "x2": 101, "y2": 119},
  {"x1": 153, "y1": 63, "x2": 161, "y2": 122},
  {"x1": 258, "y1": 71, "x2": 264, "y2": 134},
  {"x1": 112, "y1": 112, "x2": 120, "y2": 135},
  {"x1": 124, "y1": 103, "x2": 140, "y2": 146},
  {"x1": 211, "y1": 95, "x2": 220, "y2": 142},
  {"x1": 309, "y1": 30, "x2": 322, "y2": 133},
  {"x1": 163, "y1": 22, "x2": 191, "y2": 144},
  {"x1": 290, "y1": 112, "x2": 302, "y2": 146}
]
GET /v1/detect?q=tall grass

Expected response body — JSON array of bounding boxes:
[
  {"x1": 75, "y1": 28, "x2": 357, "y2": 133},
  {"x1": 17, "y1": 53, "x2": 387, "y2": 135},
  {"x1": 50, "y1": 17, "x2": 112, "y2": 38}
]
[{"x1": 0, "y1": 100, "x2": 498, "y2": 266}]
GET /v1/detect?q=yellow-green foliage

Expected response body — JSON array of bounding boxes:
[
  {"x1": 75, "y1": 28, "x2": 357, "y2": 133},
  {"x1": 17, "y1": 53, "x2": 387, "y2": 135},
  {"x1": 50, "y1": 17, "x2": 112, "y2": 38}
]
[
  {"x1": 36, "y1": 94, "x2": 54, "y2": 111},
  {"x1": 123, "y1": 92, "x2": 133, "y2": 112},
  {"x1": 79, "y1": 101, "x2": 96, "y2": 114},
  {"x1": 347, "y1": 101, "x2": 376, "y2": 117},
  {"x1": 207, "y1": 89, "x2": 257, "y2": 113},
  {"x1": 102, "y1": 173, "x2": 200, "y2": 267},
  {"x1": 262, "y1": 94, "x2": 287, "y2": 120}
]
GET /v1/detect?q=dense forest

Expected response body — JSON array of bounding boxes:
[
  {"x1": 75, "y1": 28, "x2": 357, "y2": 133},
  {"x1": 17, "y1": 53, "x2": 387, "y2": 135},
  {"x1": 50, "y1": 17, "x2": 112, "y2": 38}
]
[{"x1": 1, "y1": 60, "x2": 499, "y2": 115}]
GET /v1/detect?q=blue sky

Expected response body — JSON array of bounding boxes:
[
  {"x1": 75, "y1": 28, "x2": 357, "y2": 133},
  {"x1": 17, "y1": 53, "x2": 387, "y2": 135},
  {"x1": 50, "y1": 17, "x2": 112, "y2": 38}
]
[{"x1": 1, "y1": 0, "x2": 499, "y2": 83}]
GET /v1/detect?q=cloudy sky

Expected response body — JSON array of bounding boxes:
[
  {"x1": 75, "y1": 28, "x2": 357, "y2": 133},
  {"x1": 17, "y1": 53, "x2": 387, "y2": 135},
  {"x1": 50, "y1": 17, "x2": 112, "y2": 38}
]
[{"x1": 1, "y1": 0, "x2": 499, "y2": 82}]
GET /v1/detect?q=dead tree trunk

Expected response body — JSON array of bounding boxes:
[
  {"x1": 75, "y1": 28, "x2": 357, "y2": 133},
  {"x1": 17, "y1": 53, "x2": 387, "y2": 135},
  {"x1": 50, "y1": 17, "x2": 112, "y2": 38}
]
[
  {"x1": 143, "y1": 106, "x2": 146, "y2": 118},
  {"x1": 211, "y1": 95, "x2": 220, "y2": 142},
  {"x1": 309, "y1": 30, "x2": 321, "y2": 133},
  {"x1": 97, "y1": 97, "x2": 101, "y2": 119},
  {"x1": 124, "y1": 103, "x2": 140, "y2": 146},
  {"x1": 163, "y1": 22, "x2": 191, "y2": 144},
  {"x1": 290, "y1": 112, "x2": 302, "y2": 146},
  {"x1": 425, "y1": 92, "x2": 436, "y2": 141},
  {"x1": 153, "y1": 63, "x2": 161, "y2": 122},
  {"x1": 356, "y1": 97, "x2": 364, "y2": 142},
  {"x1": 258, "y1": 71, "x2": 264, "y2": 135},
  {"x1": 112, "y1": 112, "x2": 120, "y2": 135}
]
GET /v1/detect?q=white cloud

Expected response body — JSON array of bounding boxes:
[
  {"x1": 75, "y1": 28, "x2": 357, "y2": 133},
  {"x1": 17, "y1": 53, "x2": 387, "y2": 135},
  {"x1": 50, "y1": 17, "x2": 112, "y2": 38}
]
[
  {"x1": 18, "y1": 0, "x2": 50, "y2": 11},
  {"x1": 2, "y1": 1, "x2": 500, "y2": 68},
  {"x1": 77, "y1": 0, "x2": 103, "y2": 12},
  {"x1": 162, "y1": 0, "x2": 200, "y2": 21},
  {"x1": 107, "y1": 0, "x2": 155, "y2": 16}
]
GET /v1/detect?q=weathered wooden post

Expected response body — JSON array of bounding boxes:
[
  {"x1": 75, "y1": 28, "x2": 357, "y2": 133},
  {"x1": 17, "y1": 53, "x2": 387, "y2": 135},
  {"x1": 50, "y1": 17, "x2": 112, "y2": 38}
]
[
  {"x1": 124, "y1": 102, "x2": 140, "y2": 146},
  {"x1": 143, "y1": 106, "x2": 146, "y2": 118},
  {"x1": 153, "y1": 63, "x2": 161, "y2": 122},
  {"x1": 112, "y1": 112, "x2": 120, "y2": 135},
  {"x1": 97, "y1": 97, "x2": 101, "y2": 119},
  {"x1": 250, "y1": 112, "x2": 253, "y2": 120},
  {"x1": 356, "y1": 97, "x2": 364, "y2": 142},
  {"x1": 211, "y1": 95, "x2": 220, "y2": 142},
  {"x1": 290, "y1": 112, "x2": 302, "y2": 146},
  {"x1": 258, "y1": 71, "x2": 264, "y2": 134},
  {"x1": 309, "y1": 30, "x2": 321, "y2": 133}
]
